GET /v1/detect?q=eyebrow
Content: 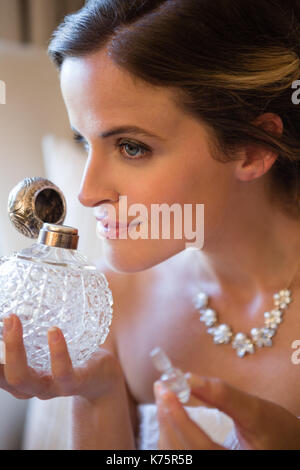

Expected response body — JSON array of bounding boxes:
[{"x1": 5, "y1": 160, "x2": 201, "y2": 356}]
[{"x1": 71, "y1": 125, "x2": 165, "y2": 141}]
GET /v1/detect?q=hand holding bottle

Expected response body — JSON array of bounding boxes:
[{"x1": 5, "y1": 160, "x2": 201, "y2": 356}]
[
  {"x1": 0, "y1": 314, "x2": 123, "y2": 402},
  {"x1": 153, "y1": 374, "x2": 300, "y2": 450}
]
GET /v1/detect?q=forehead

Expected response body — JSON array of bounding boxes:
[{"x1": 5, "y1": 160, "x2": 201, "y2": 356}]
[{"x1": 60, "y1": 48, "x2": 183, "y2": 134}]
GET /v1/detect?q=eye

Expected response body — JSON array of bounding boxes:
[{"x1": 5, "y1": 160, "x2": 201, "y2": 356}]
[
  {"x1": 73, "y1": 132, "x2": 89, "y2": 152},
  {"x1": 72, "y1": 132, "x2": 152, "y2": 161},
  {"x1": 116, "y1": 139, "x2": 152, "y2": 161}
]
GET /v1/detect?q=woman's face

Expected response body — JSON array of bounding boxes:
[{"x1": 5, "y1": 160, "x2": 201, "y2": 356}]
[{"x1": 60, "y1": 48, "x2": 238, "y2": 273}]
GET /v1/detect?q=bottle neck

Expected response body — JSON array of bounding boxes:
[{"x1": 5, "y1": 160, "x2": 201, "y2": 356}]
[{"x1": 38, "y1": 224, "x2": 79, "y2": 250}]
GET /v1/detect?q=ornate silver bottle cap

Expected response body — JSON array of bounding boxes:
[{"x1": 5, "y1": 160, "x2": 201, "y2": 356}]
[
  {"x1": 8, "y1": 177, "x2": 67, "y2": 239},
  {"x1": 38, "y1": 224, "x2": 79, "y2": 250}
]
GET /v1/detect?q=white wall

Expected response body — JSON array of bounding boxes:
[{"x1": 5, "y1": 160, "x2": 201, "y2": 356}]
[{"x1": 0, "y1": 40, "x2": 71, "y2": 257}]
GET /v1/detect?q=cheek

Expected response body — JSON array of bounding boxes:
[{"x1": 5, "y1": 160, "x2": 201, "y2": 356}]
[
  {"x1": 118, "y1": 152, "x2": 234, "y2": 244},
  {"x1": 127, "y1": 160, "x2": 194, "y2": 206},
  {"x1": 182, "y1": 151, "x2": 235, "y2": 205},
  {"x1": 191, "y1": 159, "x2": 237, "y2": 240}
]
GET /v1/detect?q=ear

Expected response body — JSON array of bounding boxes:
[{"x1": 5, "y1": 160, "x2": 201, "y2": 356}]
[{"x1": 235, "y1": 113, "x2": 283, "y2": 182}]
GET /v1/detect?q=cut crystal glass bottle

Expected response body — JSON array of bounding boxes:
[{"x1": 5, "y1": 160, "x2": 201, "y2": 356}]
[
  {"x1": 150, "y1": 347, "x2": 191, "y2": 403},
  {"x1": 0, "y1": 177, "x2": 113, "y2": 372},
  {"x1": 0, "y1": 225, "x2": 113, "y2": 372}
]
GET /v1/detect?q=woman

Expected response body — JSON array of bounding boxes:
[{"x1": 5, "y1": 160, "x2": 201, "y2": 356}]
[{"x1": 1, "y1": 0, "x2": 300, "y2": 449}]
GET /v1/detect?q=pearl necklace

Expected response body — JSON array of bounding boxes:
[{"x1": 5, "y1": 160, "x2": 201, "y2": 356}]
[{"x1": 192, "y1": 257, "x2": 300, "y2": 358}]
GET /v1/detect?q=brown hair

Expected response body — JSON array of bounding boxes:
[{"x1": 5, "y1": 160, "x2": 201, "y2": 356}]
[{"x1": 48, "y1": 0, "x2": 300, "y2": 216}]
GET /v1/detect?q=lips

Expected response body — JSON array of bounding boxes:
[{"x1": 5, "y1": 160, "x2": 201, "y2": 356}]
[
  {"x1": 96, "y1": 218, "x2": 135, "y2": 229},
  {"x1": 96, "y1": 218, "x2": 141, "y2": 240}
]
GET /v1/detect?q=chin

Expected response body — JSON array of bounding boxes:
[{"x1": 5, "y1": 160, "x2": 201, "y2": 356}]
[{"x1": 101, "y1": 238, "x2": 187, "y2": 274}]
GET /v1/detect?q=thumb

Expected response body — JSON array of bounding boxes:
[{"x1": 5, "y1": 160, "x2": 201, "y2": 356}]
[{"x1": 184, "y1": 372, "x2": 262, "y2": 431}]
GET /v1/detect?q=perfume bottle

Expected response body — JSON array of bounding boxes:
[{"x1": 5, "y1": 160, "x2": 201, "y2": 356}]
[
  {"x1": 0, "y1": 177, "x2": 113, "y2": 372},
  {"x1": 150, "y1": 347, "x2": 191, "y2": 403}
]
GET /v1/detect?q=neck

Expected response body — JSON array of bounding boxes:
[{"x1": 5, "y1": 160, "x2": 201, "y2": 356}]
[{"x1": 196, "y1": 185, "x2": 300, "y2": 300}]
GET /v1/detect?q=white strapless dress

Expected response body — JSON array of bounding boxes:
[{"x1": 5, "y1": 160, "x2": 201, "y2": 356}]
[
  {"x1": 136, "y1": 403, "x2": 241, "y2": 450},
  {"x1": 23, "y1": 398, "x2": 241, "y2": 450},
  {"x1": 23, "y1": 398, "x2": 299, "y2": 450}
]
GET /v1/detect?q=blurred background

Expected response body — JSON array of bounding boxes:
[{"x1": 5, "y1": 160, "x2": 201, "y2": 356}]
[
  {"x1": 0, "y1": 0, "x2": 84, "y2": 46},
  {"x1": 0, "y1": 0, "x2": 106, "y2": 450}
]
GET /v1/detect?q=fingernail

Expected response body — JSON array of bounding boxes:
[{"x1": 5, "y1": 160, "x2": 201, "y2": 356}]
[
  {"x1": 4, "y1": 315, "x2": 14, "y2": 333},
  {"x1": 154, "y1": 381, "x2": 172, "y2": 402},
  {"x1": 48, "y1": 327, "x2": 60, "y2": 343},
  {"x1": 184, "y1": 372, "x2": 206, "y2": 388}
]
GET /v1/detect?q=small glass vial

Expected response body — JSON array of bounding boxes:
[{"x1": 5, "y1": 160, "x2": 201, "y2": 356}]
[{"x1": 150, "y1": 347, "x2": 190, "y2": 403}]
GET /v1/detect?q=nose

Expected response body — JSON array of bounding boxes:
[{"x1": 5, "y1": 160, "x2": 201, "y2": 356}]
[{"x1": 77, "y1": 155, "x2": 119, "y2": 208}]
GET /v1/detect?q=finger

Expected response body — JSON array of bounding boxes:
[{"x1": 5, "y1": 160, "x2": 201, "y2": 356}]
[
  {"x1": 3, "y1": 315, "x2": 43, "y2": 395},
  {"x1": 48, "y1": 327, "x2": 75, "y2": 395},
  {"x1": 155, "y1": 383, "x2": 189, "y2": 449},
  {"x1": 157, "y1": 414, "x2": 182, "y2": 450},
  {"x1": 0, "y1": 364, "x2": 33, "y2": 399},
  {"x1": 185, "y1": 372, "x2": 261, "y2": 431},
  {"x1": 154, "y1": 381, "x2": 223, "y2": 450},
  {"x1": 0, "y1": 339, "x2": 5, "y2": 364}
]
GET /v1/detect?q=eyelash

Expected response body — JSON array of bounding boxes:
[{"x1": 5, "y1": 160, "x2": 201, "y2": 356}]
[{"x1": 72, "y1": 133, "x2": 152, "y2": 161}]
